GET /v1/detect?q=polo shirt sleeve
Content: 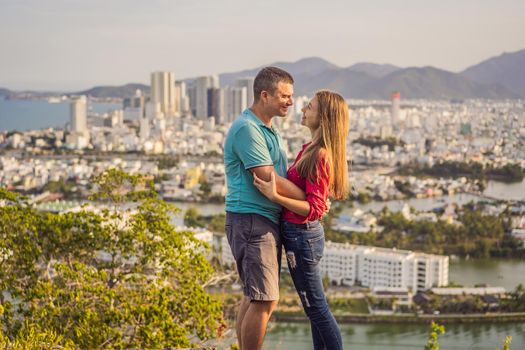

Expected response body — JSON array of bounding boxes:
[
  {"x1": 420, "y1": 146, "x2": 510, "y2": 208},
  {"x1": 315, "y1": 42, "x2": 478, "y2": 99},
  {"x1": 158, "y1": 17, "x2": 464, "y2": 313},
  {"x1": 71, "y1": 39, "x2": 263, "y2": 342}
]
[{"x1": 232, "y1": 124, "x2": 273, "y2": 170}]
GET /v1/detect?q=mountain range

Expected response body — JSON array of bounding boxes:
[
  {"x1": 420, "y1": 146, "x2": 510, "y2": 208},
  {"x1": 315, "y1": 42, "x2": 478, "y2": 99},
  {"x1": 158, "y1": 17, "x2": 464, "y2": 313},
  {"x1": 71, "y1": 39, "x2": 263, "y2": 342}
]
[{"x1": 1, "y1": 48, "x2": 524, "y2": 100}]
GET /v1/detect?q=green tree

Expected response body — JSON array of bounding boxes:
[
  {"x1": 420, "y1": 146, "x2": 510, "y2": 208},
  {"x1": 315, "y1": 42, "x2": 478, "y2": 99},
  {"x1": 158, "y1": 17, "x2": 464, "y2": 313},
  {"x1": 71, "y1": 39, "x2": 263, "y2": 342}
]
[
  {"x1": 208, "y1": 213, "x2": 226, "y2": 233},
  {"x1": 322, "y1": 275, "x2": 330, "y2": 292},
  {"x1": 357, "y1": 192, "x2": 371, "y2": 204},
  {"x1": 496, "y1": 336, "x2": 512, "y2": 350},
  {"x1": 0, "y1": 169, "x2": 224, "y2": 349},
  {"x1": 199, "y1": 174, "x2": 212, "y2": 200},
  {"x1": 184, "y1": 207, "x2": 206, "y2": 228},
  {"x1": 424, "y1": 322, "x2": 445, "y2": 350},
  {"x1": 42, "y1": 178, "x2": 76, "y2": 198}
]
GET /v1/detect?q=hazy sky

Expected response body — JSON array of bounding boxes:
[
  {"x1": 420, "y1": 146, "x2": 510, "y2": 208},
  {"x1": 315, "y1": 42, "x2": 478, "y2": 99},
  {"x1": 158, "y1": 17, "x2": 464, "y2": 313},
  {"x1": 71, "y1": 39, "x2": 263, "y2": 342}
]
[{"x1": 1, "y1": 0, "x2": 524, "y2": 91}]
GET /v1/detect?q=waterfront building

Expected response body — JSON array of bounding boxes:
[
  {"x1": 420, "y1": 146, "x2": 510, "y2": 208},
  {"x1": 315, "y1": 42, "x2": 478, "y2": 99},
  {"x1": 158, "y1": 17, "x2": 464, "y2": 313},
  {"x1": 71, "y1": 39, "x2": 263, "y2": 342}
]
[
  {"x1": 219, "y1": 236, "x2": 448, "y2": 292},
  {"x1": 70, "y1": 95, "x2": 88, "y2": 135},
  {"x1": 319, "y1": 242, "x2": 449, "y2": 292},
  {"x1": 66, "y1": 95, "x2": 90, "y2": 149}
]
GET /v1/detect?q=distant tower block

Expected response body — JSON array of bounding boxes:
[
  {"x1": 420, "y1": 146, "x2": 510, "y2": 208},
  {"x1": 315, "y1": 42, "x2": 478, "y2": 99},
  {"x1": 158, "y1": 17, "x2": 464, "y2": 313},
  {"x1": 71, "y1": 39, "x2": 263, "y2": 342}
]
[
  {"x1": 67, "y1": 95, "x2": 90, "y2": 149},
  {"x1": 390, "y1": 91, "x2": 400, "y2": 127},
  {"x1": 70, "y1": 95, "x2": 88, "y2": 134},
  {"x1": 195, "y1": 76, "x2": 210, "y2": 120},
  {"x1": 235, "y1": 77, "x2": 255, "y2": 106},
  {"x1": 151, "y1": 71, "x2": 176, "y2": 118}
]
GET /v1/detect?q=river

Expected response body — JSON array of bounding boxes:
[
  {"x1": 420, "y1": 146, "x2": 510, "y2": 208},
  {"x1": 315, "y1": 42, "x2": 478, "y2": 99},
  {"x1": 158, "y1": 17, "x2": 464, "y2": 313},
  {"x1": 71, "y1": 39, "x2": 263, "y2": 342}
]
[
  {"x1": 449, "y1": 258, "x2": 525, "y2": 291},
  {"x1": 264, "y1": 322, "x2": 524, "y2": 350},
  {"x1": 484, "y1": 179, "x2": 525, "y2": 201}
]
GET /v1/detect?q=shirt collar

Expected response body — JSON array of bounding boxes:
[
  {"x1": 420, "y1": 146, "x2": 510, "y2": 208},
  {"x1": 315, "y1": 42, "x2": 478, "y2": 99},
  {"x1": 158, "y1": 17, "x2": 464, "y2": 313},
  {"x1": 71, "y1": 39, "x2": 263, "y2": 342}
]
[{"x1": 243, "y1": 108, "x2": 276, "y2": 132}]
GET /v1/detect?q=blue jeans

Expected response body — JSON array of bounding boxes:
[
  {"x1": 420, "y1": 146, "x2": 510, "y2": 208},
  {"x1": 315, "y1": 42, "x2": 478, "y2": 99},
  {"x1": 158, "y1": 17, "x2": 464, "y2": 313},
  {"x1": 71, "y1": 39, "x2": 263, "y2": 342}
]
[{"x1": 281, "y1": 220, "x2": 343, "y2": 350}]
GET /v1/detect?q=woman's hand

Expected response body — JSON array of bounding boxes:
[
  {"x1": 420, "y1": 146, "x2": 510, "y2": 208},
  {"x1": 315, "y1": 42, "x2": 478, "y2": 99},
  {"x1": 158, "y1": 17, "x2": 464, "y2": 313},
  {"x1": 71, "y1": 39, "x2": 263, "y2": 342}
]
[{"x1": 253, "y1": 172, "x2": 278, "y2": 202}]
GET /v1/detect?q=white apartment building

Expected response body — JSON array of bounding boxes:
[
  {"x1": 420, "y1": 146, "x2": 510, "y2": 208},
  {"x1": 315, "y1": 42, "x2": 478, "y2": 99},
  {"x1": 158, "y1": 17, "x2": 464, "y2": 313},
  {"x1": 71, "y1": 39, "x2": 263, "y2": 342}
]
[
  {"x1": 320, "y1": 242, "x2": 448, "y2": 292},
  {"x1": 219, "y1": 237, "x2": 448, "y2": 292}
]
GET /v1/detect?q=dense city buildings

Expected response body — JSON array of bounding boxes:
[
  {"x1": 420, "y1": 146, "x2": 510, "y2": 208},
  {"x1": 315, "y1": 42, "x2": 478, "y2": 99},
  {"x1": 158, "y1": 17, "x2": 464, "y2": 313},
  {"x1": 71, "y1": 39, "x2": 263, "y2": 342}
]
[{"x1": 1, "y1": 70, "x2": 524, "y2": 295}]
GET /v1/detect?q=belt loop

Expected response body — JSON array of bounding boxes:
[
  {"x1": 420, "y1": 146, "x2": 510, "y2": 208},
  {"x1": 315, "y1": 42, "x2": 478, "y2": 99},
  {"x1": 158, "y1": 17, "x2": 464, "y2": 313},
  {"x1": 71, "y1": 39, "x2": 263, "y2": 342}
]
[{"x1": 306, "y1": 221, "x2": 310, "y2": 229}]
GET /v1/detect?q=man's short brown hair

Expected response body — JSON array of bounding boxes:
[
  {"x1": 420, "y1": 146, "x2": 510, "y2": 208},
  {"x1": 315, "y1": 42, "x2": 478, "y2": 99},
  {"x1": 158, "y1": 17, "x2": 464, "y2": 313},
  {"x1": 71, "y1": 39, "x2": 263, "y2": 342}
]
[{"x1": 253, "y1": 67, "x2": 294, "y2": 102}]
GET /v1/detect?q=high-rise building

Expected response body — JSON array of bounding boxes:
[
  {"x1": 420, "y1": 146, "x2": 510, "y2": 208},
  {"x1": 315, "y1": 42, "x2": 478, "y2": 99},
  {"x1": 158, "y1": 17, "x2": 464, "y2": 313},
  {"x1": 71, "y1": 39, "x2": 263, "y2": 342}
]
[
  {"x1": 70, "y1": 95, "x2": 88, "y2": 135},
  {"x1": 208, "y1": 87, "x2": 225, "y2": 123},
  {"x1": 195, "y1": 75, "x2": 220, "y2": 120},
  {"x1": 391, "y1": 91, "x2": 401, "y2": 127},
  {"x1": 150, "y1": 71, "x2": 176, "y2": 118},
  {"x1": 123, "y1": 89, "x2": 145, "y2": 120},
  {"x1": 104, "y1": 110, "x2": 124, "y2": 127},
  {"x1": 139, "y1": 117, "x2": 150, "y2": 141},
  {"x1": 209, "y1": 74, "x2": 219, "y2": 89},
  {"x1": 235, "y1": 77, "x2": 255, "y2": 106},
  {"x1": 224, "y1": 86, "x2": 247, "y2": 124},
  {"x1": 66, "y1": 95, "x2": 90, "y2": 149},
  {"x1": 175, "y1": 81, "x2": 190, "y2": 115},
  {"x1": 195, "y1": 76, "x2": 210, "y2": 119},
  {"x1": 187, "y1": 84, "x2": 197, "y2": 117}
]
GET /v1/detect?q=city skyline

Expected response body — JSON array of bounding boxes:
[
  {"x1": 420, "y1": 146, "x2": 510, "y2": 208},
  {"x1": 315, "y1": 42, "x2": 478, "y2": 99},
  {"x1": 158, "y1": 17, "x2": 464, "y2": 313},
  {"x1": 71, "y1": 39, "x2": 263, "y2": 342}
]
[{"x1": 1, "y1": 0, "x2": 524, "y2": 90}]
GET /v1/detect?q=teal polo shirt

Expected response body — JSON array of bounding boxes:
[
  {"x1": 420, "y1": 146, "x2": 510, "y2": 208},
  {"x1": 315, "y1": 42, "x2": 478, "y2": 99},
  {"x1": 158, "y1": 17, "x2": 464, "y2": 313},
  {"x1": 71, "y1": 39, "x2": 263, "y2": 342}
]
[{"x1": 224, "y1": 108, "x2": 288, "y2": 224}]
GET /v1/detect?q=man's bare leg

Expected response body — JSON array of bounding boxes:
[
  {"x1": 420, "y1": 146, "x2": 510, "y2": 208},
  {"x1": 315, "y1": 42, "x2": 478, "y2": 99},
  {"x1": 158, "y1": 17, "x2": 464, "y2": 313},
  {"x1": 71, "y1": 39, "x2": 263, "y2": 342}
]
[
  {"x1": 236, "y1": 296, "x2": 251, "y2": 347},
  {"x1": 241, "y1": 300, "x2": 278, "y2": 350}
]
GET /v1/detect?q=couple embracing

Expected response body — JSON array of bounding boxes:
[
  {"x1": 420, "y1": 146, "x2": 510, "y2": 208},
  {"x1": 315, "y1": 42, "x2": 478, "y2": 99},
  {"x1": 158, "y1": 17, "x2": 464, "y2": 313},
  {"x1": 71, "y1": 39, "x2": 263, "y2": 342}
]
[{"x1": 224, "y1": 67, "x2": 349, "y2": 350}]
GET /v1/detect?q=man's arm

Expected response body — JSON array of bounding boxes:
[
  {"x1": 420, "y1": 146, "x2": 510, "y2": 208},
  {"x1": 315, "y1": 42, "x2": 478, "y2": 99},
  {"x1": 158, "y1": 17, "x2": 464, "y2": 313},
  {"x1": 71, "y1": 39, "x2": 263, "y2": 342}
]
[{"x1": 249, "y1": 165, "x2": 306, "y2": 200}]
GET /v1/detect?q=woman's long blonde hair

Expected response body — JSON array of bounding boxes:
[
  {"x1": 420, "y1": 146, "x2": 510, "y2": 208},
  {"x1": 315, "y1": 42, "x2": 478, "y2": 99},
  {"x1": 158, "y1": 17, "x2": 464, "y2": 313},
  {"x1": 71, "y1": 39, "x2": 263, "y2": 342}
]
[{"x1": 295, "y1": 90, "x2": 349, "y2": 200}]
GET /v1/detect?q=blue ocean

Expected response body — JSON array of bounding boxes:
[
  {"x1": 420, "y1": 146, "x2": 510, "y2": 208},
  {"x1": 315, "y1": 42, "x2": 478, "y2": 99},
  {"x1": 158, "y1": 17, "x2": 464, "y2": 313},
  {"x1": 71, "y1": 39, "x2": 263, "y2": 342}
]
[{"x1": 0, "y1": 99, "x2": 121, "y2": 132}]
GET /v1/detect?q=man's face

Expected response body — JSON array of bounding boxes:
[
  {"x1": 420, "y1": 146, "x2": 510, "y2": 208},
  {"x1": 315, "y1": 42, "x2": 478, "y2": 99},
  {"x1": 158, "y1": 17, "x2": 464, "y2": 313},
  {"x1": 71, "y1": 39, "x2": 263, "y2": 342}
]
[{"x1": 266, "y1": 81, "x2": 294, "y2": 117}]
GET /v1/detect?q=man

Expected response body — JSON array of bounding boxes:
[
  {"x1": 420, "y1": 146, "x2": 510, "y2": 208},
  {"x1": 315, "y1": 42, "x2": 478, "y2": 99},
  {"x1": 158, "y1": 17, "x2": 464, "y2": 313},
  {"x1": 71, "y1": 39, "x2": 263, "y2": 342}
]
[{"x1": 224, "y1": 67, "x2": 305, "y2": 350}]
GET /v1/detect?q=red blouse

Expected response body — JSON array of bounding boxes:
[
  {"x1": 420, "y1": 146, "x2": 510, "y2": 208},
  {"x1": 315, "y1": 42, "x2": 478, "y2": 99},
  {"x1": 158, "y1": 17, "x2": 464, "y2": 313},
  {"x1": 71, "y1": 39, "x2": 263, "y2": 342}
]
[{"x1": 282, "y1": 143, "x2": 330, "y2": 224}]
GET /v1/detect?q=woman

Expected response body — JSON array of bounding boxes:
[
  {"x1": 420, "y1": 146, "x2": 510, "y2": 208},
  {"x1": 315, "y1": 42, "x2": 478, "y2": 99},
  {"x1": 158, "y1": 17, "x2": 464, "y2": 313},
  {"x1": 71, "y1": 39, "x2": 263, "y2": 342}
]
[{"x1": 253, "y1": 90, "x2": 349, "y2": 350}]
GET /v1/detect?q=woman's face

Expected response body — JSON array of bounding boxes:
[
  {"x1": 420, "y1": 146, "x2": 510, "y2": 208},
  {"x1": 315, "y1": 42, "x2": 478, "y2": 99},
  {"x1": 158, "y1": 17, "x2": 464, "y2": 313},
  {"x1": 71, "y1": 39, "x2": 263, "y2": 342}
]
[{"x1": 300, "y1": 96, "x2": 321, "y2": 131}]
